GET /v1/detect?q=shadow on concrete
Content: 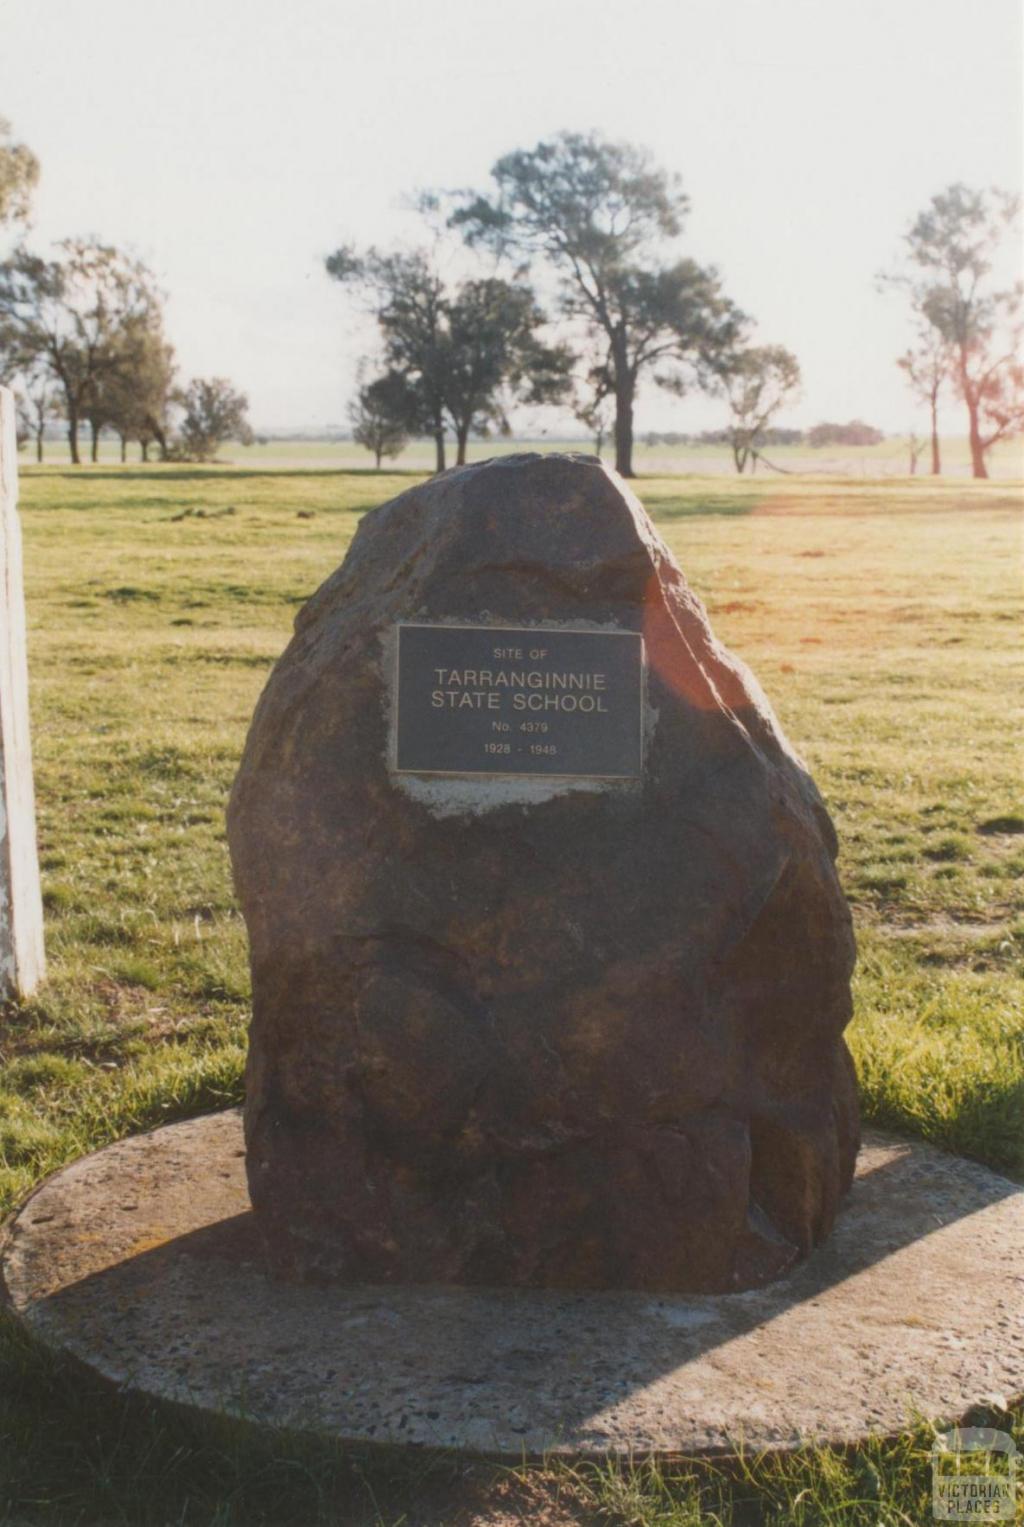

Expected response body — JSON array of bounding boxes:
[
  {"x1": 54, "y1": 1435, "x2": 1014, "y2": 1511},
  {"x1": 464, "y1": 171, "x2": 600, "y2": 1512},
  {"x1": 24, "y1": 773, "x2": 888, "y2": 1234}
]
[{"x1": 9, "y1": 1123, "x2": 1021, "y2": 1456}]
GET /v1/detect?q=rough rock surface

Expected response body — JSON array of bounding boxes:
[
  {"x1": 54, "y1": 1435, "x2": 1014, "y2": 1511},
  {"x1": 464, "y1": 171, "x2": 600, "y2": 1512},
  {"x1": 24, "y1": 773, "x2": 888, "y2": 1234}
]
[{"x1": 228, "y1": 453, "x2": 858, "y2": 1292}]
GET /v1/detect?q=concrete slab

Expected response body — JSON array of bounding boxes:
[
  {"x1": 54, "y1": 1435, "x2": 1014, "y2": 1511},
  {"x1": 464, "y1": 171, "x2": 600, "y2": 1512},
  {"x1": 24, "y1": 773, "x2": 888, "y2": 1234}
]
[{"x1": 2, "y1": 1110, "x2": 1021, "y2": 1456}]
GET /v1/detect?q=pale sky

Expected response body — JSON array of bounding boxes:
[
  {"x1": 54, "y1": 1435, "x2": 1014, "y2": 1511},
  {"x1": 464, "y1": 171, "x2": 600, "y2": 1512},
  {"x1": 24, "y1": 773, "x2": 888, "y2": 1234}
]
[{"x1": 1, "y1": 0, "x2": 1021, "y2": 435}]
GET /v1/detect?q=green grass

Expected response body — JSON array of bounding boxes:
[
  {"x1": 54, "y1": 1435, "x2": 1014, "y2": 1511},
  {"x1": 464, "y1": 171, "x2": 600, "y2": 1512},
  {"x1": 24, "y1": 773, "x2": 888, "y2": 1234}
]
[{"x1": 1, "y1": 457, "x2": 1022, "y2": 1525}]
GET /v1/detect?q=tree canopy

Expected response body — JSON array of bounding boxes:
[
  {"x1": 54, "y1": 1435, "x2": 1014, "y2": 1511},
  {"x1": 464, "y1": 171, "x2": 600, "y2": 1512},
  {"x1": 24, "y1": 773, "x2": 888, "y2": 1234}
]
[
  {"x1": 0, "y1": 122, "x2": 250, "y2": 466},
  {"x1": 13, "y1": 359, "x2": 61, "y2": 463},
  {"x1": 443, "y1": 276, "x2": 571, "y2": 459},
  {"x1": 175, "y1": 376, "x2": 252, "y2": 461},
  {"x1": 326, "y1": 243, "x2": 570, "y2": 471},
  {"x1": 0, "y1": 232, "x2": 247, "y2": 463},
  {"x1": 0, "y1": 239, "x2": 163, "y2": 463},
  {"x1": 887, "y1": 183, "x2": 1023, "y2": 478},
  {"x1": 348, "y1": 371, "x2": 413, "y2": 468},
  {"x1": 451, "y1": 131, "x2": 743, "y2": 476},
  {"x1": 716, "y1": 345, "x2": 800, "y2": 474},
  {"x1": 896, "y1": 321, "x2": 950, "y2": 476},
  {"x1": 327, "y1": 246, "x2": 450, "y2": 470},
  {"x1": 572, "y1": 355, "x2": 614, "y2": 458},
  {"x1": 97, "y1": 321, "x2": 178, "y2": 462},
  {"x1": 0, "y1": 116, "x2": 38, "y2": 228}
]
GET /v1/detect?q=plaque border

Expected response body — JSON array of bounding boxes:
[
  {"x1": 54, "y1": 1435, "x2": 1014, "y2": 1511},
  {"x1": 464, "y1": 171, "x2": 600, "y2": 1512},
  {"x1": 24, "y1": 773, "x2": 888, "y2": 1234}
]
[{"x1": 392, "y1": 621, "x2": 645, "y2": 781}]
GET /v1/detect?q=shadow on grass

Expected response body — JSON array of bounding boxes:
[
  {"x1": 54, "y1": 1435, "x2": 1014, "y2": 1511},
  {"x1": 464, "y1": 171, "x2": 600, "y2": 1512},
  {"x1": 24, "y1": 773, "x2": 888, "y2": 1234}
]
[
  {"x1": 862, "y1": 1075, "x2": 1024, "y2": 1181},
  {"x1": 644, "y1": 494, "x2": 754, "y2": 519},
  {"x1": 0, "y1": 1311, "x2": 511, "y2": 1527}
]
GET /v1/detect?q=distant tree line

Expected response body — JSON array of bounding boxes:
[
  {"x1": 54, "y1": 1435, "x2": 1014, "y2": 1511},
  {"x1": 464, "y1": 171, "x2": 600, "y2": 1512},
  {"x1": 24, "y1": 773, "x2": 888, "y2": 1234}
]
[
  {"x1": 643, "y1": 421, "x2": 883, "y2": 450},
  {"x1": 806, "y1": 420, "x2": 885, "y2": 447},
  {"x1": 7, "y1": 115, "x2": 1018, "y2": 478},
  {"x1": 0, "y1": 121, "x2": 252, "y2": 464}
]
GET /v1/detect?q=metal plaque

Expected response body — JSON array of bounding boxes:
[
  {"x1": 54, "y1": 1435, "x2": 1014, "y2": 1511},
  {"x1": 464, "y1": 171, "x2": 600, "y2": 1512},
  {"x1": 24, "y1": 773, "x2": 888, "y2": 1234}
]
[{"x1": 393, "y1": 623, "x2": 644, "y2": 779}]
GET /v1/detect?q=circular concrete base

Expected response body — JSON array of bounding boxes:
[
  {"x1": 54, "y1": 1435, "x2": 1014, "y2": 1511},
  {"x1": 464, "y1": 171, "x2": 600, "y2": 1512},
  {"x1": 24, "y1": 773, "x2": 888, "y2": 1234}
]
[{"x1": 2, "y1": 1110, "x2": 1022, "y2": 1456}]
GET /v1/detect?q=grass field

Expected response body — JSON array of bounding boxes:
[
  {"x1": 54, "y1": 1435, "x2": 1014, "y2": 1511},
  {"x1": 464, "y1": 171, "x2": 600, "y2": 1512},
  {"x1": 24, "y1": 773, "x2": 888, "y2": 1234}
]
[{"x1": 0, "y1": 457, "x2": 1022, "y2": 1525}]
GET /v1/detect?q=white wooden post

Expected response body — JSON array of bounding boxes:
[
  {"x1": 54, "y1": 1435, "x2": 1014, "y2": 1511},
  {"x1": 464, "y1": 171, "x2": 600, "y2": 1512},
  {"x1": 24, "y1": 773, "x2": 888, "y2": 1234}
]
[{"x1": 0, "y1": 386, "x2": 44, "y2": 998}]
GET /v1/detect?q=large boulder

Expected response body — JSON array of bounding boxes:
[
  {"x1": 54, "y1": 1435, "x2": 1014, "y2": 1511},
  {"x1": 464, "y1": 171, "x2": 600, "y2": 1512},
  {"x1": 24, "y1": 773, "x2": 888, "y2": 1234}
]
[{"x1": 228, "y1": 453, "x2": 858, "y2": 1292}]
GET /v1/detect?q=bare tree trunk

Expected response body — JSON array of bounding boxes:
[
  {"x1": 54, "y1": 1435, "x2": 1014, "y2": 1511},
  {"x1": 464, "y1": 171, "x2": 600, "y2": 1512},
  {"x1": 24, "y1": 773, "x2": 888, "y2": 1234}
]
[
  {"x1": 119, "y1": 435, "x2": 127, "y2": 464},
  {"x1": 375, "y1": 445, "x2": 382, "y2": 469},
  {"x1": 609, "y1": 330, "x2": 635, "y2": 477},
  {"x1": 455, "y1": 425, "x2": 469, "y2": 466},
  {"x1": 433, "y1": 428, "x2": 446, "y2": 474},
  {"x1": 67, "y1": 413, "x2": 80, "y2": 465},
  {"x1": 35, "y1": 430, "x2": 43, "y2": 464},
  {"x1": 967, "y1": 398, "x2": 987, "y2": 479},
  {"x1": 613, "y1": 383, "x2": 634, "y2": 477},
  {"x1": 958, "y1": 358, "x2": 988, "y2": 480},
  {"x1": 929, "y1": 389, "x2": 941, "y2": 475},
  {"x1": 90, "y1": 420, "x2": 100, "y2": 463},
  {"x1": 594, "y1": 426, "x2": 604, "y2": 459},
  {"x1": 140, "y1": 440, "x2": 150, "y2": 462}
]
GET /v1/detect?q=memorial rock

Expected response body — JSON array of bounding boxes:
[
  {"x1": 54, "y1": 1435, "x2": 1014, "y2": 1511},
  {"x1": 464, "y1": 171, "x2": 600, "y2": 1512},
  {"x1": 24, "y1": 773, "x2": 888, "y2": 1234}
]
[{"x1": 228, "y1": 453, "x2": 859, "y2": 1292}]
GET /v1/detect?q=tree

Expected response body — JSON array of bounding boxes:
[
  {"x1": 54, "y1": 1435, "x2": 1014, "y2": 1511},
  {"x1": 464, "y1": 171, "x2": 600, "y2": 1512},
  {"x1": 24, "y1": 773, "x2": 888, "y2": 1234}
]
[
  {"x1": 14, "y1": 362, "x2": 61, "y2": 462},
  {"x1": 572, "y1": 359, "x2": 614, "y2": 458},
  {"x1": 891, "y1": 185, "x2": 1023, "y2": 479},
  {"x1": 328, "y1": 246, "x2": 449, "y2": 471},
  {"x1": 714, "y1": 344, "x2": 800, "y2": 474},
  {"x1": 348, "y1": 371, "x2": 412, "y2": 468},
  {"x1": 896, "y1": 322, "x2": 949, "y2": 475},
  {"x1": 84, "y1": 371, "x2": 108, "y2": 463},
  {"x1": 100, "y1": 320, "x2": 177, "y2": 461},
  {"x1": 443, "y1": 277, "x2": 571, "y2": 462},
  {"x1": 905, "y1": 432, "x2": 926, "y2": 476},
  {"x1": 451, "y1": 131, "x2": 742, "y2": 477},
  {"x1": 11, "y1": 396, "x2": 29, "y2": 451},
  {"x1": 326, "y1": 245, "x2": 569, "y2": 470},
  {"x1": 0, "y1": 117, "x2": 38, "y2": 228},
  {"x1": 132, "y1": 331, "x2": 177, "y2": 461},
  {"x1": 175, "y1": 377, "x2": 252, "y2": 461},
  {"x1": 0, "y1": 239, "x2": 162, "y2": 463}
]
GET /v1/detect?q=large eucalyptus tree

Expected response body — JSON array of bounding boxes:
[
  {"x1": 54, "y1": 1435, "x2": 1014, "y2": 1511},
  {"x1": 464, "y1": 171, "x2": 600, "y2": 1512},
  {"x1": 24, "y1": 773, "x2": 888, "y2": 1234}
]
[{"x1": 451, "y1": 131, "x2": 742, "y2": 477}]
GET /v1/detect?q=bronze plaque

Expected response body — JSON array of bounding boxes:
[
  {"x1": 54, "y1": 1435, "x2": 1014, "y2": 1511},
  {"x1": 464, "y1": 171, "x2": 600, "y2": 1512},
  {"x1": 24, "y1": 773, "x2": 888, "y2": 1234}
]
[{"x1": 393, "y1": 623, "x2": 644, "y2": 779}]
